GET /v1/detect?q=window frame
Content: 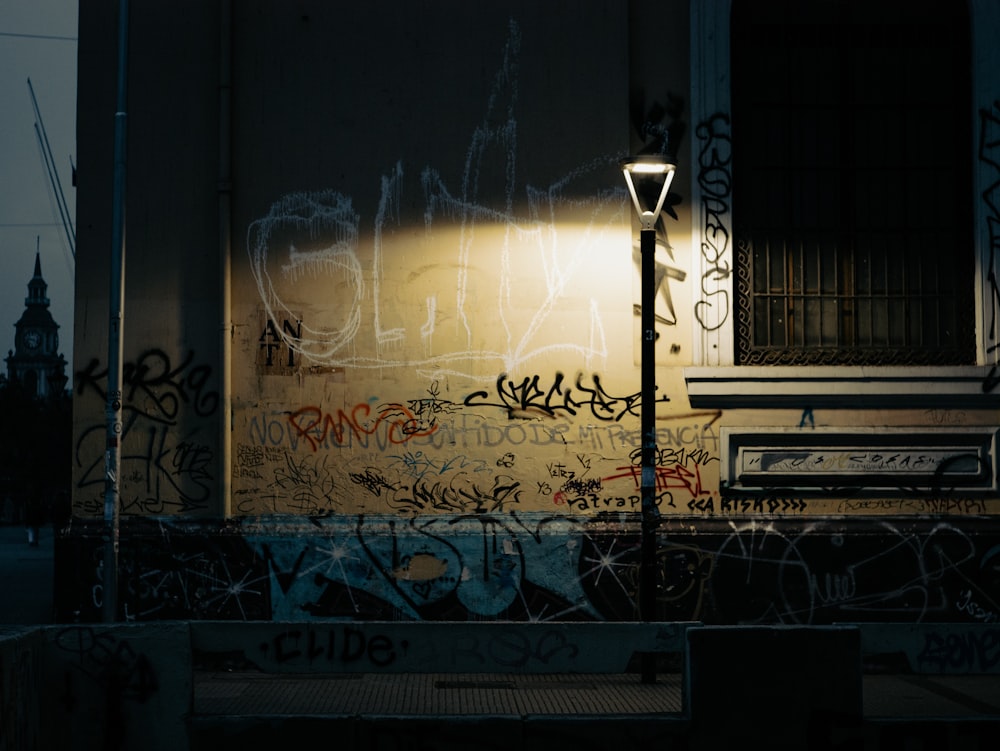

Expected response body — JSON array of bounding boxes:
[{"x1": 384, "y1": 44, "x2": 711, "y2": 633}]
[{"x1": 685, "y1": 0, "x2": 1000, "y2": 408}]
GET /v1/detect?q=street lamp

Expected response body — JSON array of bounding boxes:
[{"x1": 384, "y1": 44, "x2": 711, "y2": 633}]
[{"x1": 621, "y1": 154, "x2": 676, "y2": 684}]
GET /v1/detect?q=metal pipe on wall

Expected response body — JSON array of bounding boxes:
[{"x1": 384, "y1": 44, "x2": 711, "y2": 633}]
[
  {"x1": 218, "y1": 0, "x2": 233, "y2": 517},
  {"x1": 103, "y1": 0, "x2": 129, "y2": 623}
]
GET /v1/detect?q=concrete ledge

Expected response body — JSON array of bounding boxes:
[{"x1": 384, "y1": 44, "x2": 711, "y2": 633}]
[
  {"x1": 190, "y1": 620, "x2": 697, "y2": 674},
  {"x1": 0, "y1": 627, "x2": 44, "y2": 751},
  {"x1": 848, "y1": 622, "x2": 1000, "y2": 674},
  {"x1": 38, "y1": 622, "x2": 192, "y2": 751},
  {"x1": 687, "y1": 625, "x2": 862, "y2": 748}
]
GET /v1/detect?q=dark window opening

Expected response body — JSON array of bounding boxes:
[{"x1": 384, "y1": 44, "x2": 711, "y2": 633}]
[{"x1": 731, "y1": 0, "x2": 975, "y2": 366}]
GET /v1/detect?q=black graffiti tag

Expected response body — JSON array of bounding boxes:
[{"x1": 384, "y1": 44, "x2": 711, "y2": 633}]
[
  {"x1": 694, "y1": 112, "x2": 733, "y2": 331},
  {"x1": 75, "y1": 348, "x2": 219, "y2": 421},
  {"x1": 464, "y1": 372, "x2": 668, "y2": 421}
]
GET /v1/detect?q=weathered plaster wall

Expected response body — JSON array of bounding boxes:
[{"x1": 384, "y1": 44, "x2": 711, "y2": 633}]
[
  {"x1": 65, "y1": 0, "x2": 1000, "y2": 625},
  {"x1": 75, "y1": 1, "x2": 701, "y2": 521}
]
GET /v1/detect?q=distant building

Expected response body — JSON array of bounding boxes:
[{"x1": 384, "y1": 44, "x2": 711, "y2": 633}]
[{"x1": 6, "y1": 252, "x2": 67, "y2": 400}]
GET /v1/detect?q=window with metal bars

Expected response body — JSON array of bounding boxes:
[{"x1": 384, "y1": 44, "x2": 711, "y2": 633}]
[{"x1": 731, "y1": 0, "x2": 975, "y2": 366}]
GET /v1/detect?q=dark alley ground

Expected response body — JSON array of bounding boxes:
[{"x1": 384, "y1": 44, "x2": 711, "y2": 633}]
[{"x1": 0, "y1": 522, "x2": 54, "y2": 625}]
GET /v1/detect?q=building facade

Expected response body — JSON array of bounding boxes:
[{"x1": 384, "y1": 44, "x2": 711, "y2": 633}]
[{"x1": 62, "y1": 0, "x2": 1000, "y2": 628}]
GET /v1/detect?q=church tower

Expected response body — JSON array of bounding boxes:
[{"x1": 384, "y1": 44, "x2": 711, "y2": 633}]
[{"x1": 6, "y1": 252, "x2": 67, "y2": 400}]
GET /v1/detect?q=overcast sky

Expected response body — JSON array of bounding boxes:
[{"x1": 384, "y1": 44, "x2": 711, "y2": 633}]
[{"x1": 0, "y1": 0, "x2": 77, "y2": 364}]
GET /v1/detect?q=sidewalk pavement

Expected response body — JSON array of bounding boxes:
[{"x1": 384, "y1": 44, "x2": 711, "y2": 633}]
[
  {"x1": 192, "y1": 669, "x2": 1000, "y2": 720},
  {"x1": 189, "y1": 670, "x2": 1000, "y2": 751},
  {"x1": 195, "y1": 671, "x2": 687, "y2": 717},
  {"x1": 0, "y1": 522, "x2": 55, "y2": 625}
]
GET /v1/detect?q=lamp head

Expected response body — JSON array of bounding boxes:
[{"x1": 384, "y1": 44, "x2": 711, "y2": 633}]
[{"x1": 621, "y1": 155, "x2": 677, "y2": 230}]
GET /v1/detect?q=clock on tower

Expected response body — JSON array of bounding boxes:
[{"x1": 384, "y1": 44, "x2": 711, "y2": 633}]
[{"x1": 23, "y1": 330, "x2": 41, "y2": 351}]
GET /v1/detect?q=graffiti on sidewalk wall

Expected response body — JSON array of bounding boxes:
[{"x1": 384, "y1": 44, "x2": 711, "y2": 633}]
[{"x1": 56, "y1": 516, "x2": 1000, "y2": 629}]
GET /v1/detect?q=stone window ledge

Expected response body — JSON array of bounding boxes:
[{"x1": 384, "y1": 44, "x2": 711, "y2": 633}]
[{"x1": 683, "y1": 366, "x2": 1000, "y2": 409}]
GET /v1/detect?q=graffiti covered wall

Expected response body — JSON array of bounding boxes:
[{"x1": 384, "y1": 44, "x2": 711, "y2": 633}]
[
  {"x1": 55, "y1": 515, "x2": 1000, "y2": 630},
  {"x1": 226, "y1": 4, "x2": 698, "y2": 522},
  {"x1": 66, "y1": 0, "x2": 1000, "y2": 625}
]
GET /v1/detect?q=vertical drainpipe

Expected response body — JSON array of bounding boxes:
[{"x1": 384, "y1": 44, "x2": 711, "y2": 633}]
[
  {"x1": 218, "y1": 0, "x2": 233, "y2": 517},
  {"x1": 104, "y1": 0, "x2": 129, "y2": 623}
]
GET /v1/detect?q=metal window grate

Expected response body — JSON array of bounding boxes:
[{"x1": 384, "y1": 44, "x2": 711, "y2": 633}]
[{"x1": 736, "y1": 233, "x2": 974, "y2": 365}]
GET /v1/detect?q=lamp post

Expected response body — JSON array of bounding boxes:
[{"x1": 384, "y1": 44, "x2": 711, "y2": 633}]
[{"x1": 621, "y1": 154, "x2": 676, "y2": 684}]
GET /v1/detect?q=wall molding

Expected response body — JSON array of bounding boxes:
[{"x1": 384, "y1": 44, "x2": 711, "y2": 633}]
[
  {"x1": 684, "y1": 366, "x2": 1000, "y2": 408},
  {"x1": 721, "y1": 426, "x2": 1000, "y2": 494}
]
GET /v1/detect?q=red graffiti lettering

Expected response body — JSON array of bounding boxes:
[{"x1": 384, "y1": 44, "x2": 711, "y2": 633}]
[{"x1": 288, "y1": 402, "x2": 438, "y2": 452}]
